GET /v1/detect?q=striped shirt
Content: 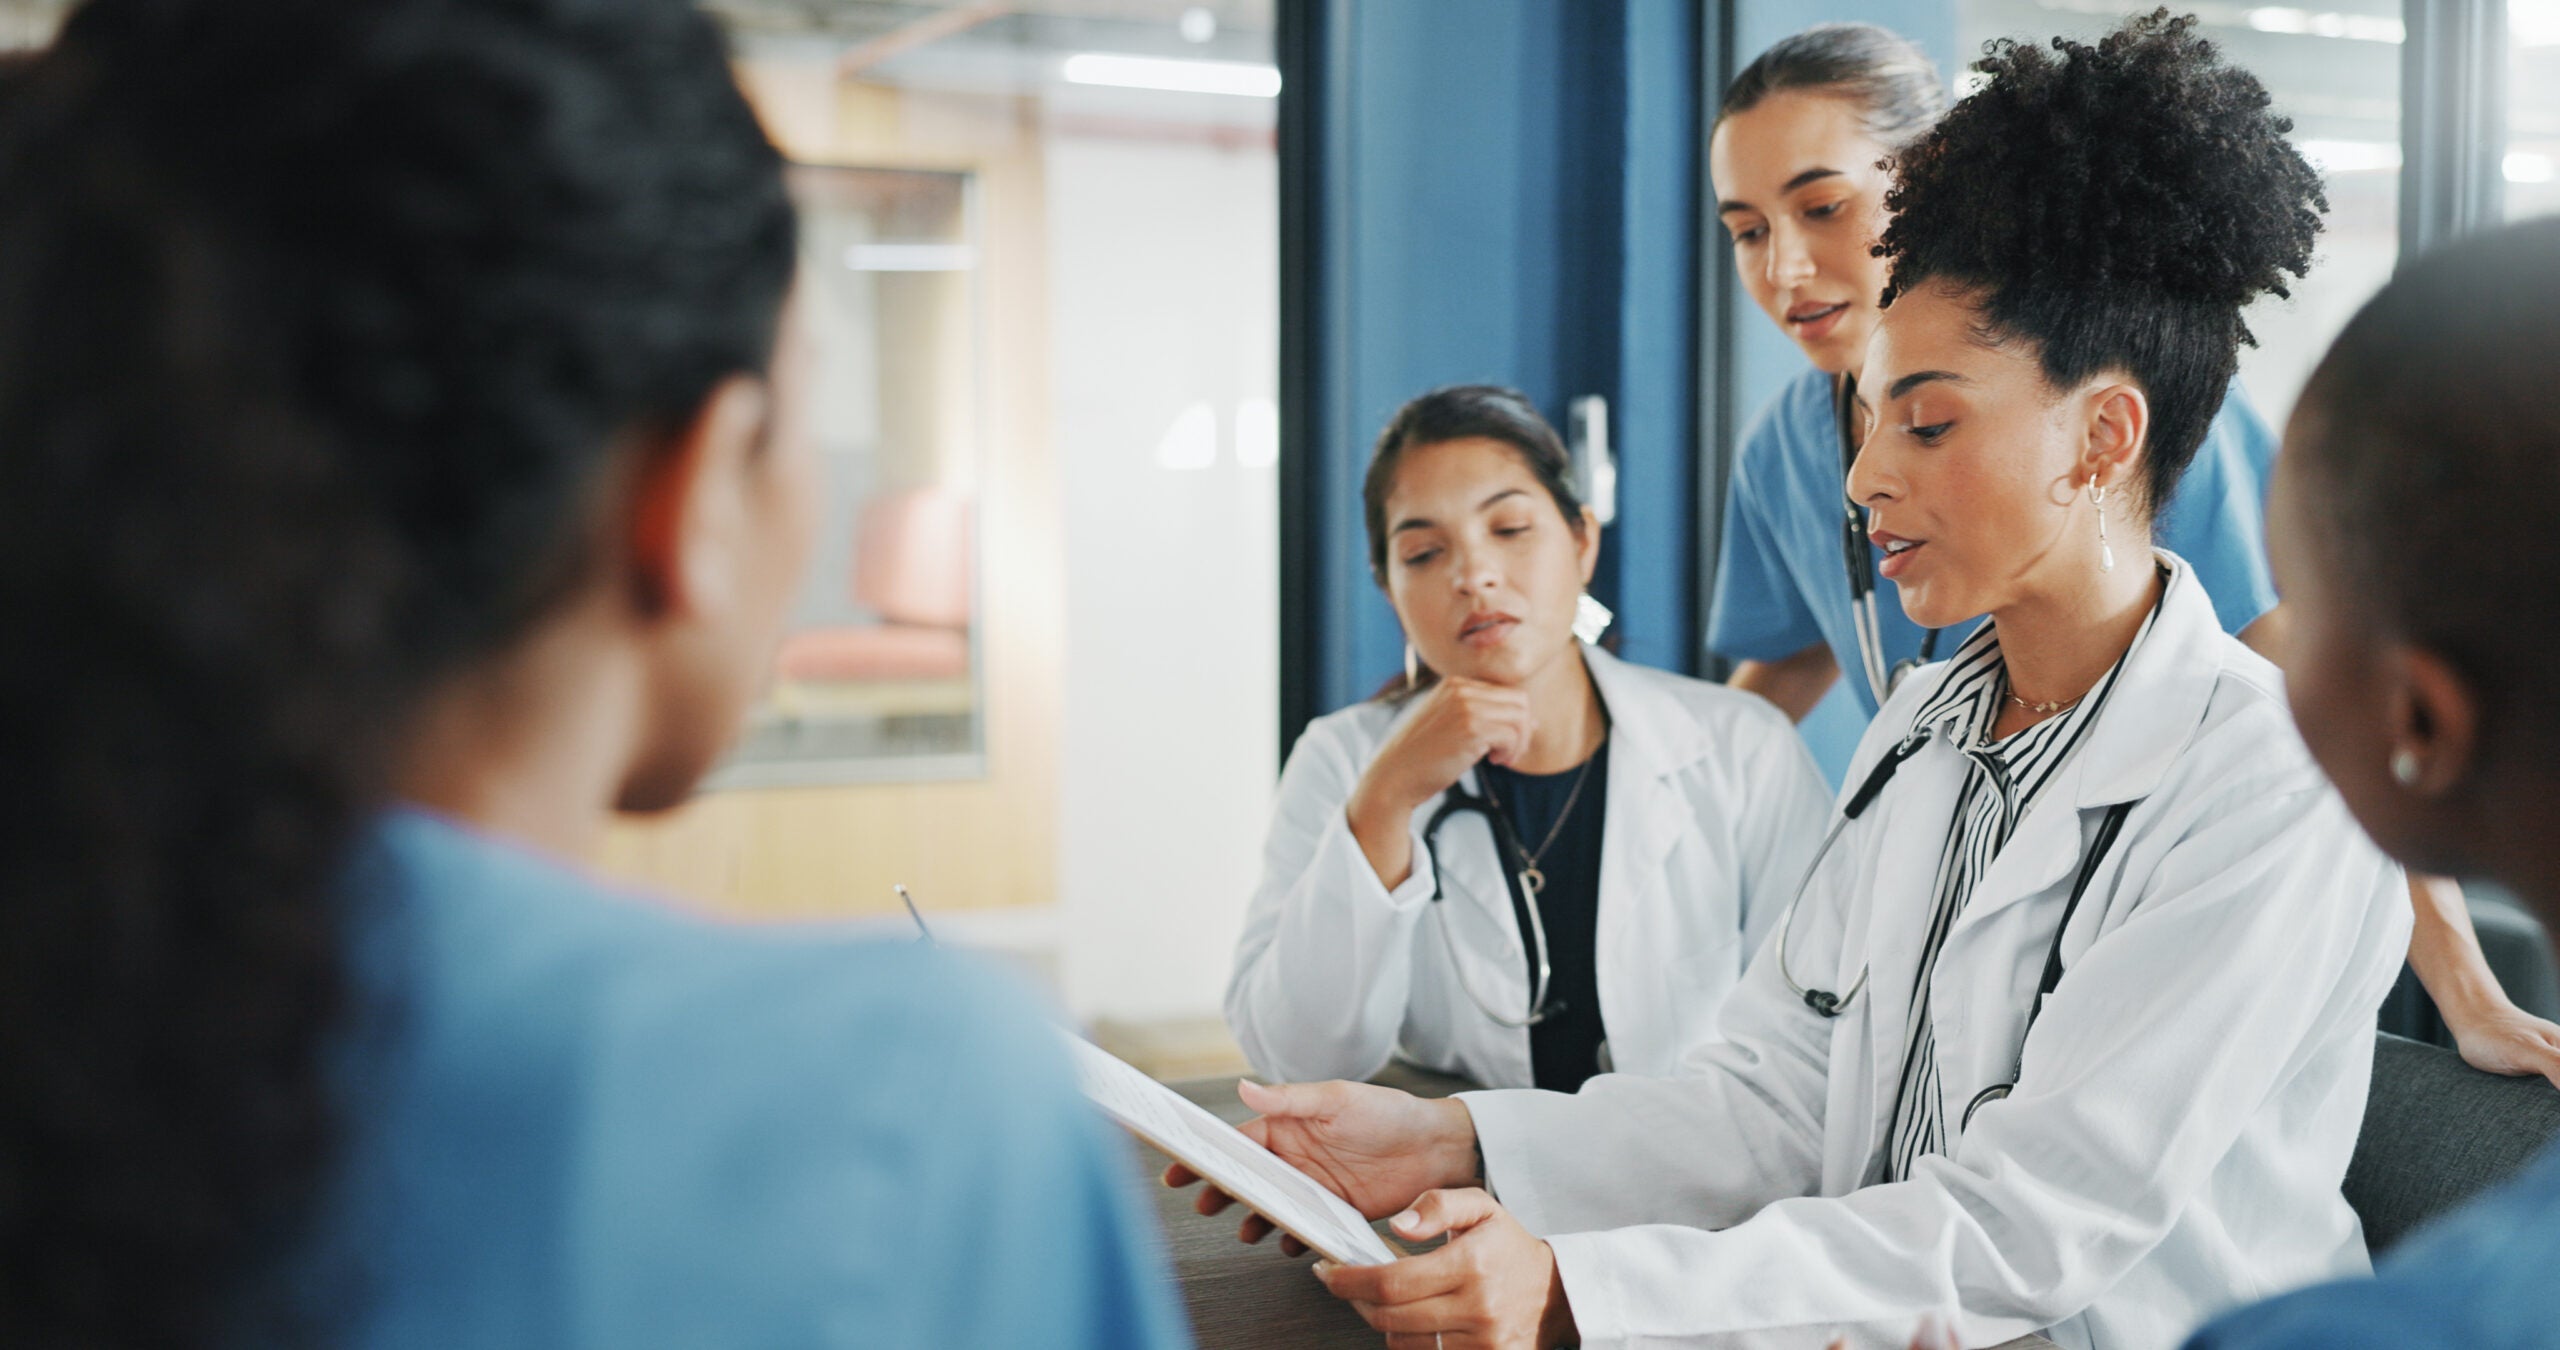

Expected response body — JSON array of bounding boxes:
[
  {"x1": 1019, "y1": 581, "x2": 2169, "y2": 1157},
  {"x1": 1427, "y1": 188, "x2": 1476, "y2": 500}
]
[{"x1": 1882, "y1": 593, "x2": 2160, "y2": 1181}]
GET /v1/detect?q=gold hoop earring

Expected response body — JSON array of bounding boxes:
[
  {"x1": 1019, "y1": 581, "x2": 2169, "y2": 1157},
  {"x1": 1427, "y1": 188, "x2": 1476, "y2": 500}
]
[{"x1": 2091, "y1": 475, "x2": 2115, "y2": 574}]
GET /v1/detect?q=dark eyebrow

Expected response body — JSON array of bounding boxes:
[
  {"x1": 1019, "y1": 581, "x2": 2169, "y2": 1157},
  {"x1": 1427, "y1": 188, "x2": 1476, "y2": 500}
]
[
  {"x1": 1887, "y1": 370, "x2": 1968, "y2": 401},
  {"x1": 1390, "y1": 488, "x2": 1527, "y2": 537},
  {"x1": 1717, "y1": 166, "x2": 1846, "y2": 217}
]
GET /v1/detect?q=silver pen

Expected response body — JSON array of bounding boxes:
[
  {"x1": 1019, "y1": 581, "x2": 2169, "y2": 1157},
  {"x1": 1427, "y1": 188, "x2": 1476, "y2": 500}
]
[{"x1": 892, "y1": 883, "x2": 936, "y2": 944}]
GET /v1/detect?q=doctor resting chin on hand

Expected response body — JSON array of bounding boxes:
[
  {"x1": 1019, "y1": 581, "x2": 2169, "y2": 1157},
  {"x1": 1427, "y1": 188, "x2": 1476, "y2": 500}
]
[
  {"x1": 1177, "y1": 16, "x2": 2408, "y2": 1348},
  {"x1": 1224, "y1": 386, "x2": 1831, "y2": 1093}
]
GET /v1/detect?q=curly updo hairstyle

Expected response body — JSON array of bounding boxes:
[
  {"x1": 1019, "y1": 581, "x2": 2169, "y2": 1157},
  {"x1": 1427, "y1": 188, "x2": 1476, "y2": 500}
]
[
  {"x1": 1875, "y1": 9, "x2": 2325, "y2": 517},
  {"x1": 0, "y1": 0, "x2": 793, "y2": 1344}
]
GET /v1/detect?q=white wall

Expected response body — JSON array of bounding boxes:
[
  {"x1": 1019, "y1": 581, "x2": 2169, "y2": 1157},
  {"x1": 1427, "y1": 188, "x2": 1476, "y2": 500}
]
[{"x1": 1046, "y1": 130, "x2": 1280, "y2": 1023}]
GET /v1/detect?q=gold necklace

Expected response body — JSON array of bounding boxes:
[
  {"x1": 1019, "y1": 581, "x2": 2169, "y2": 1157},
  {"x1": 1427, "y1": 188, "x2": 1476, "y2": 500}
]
[{"x1": 2003, "y1": 688, "x2": 2082, "y2": 716}]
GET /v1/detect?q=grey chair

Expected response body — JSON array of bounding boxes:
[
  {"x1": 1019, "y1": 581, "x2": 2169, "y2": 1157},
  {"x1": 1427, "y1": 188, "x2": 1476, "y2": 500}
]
[{"x1": 2344, "y1": 1032, "x2": 2560, "y2": 1253}]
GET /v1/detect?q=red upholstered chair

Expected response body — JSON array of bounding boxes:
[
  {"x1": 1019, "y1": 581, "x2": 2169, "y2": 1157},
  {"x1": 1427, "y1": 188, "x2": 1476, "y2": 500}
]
[{"x1": 776, "y1": 487, "x2": 973, "y2": 683}]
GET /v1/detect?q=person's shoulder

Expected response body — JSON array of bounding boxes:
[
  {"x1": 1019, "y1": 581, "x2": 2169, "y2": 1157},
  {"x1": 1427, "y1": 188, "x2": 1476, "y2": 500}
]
[
  {"x1": 359, "y1": 809, "x2": 1071, "y2": 1117},
  {"x1": 2183, "y1": 626, "x2": 2319, "y2": 788},
  {"x1": 2184, "y1": 1275, "x2": 2468, "y2": 1350},
  {"x1": 1730, "y1": 367, "x2": 1836, "y2": 480},
  {"x1": 1601, "y1": 653, "x2": 1798, "y2": 747},
  {"x1": 2207, "y1": 381, "x2": 2276, "y2": 444},
  {"x1": 2190, "y1": 1159, "x2": 2560, "y2": 1350},
  {"x1": 1288, "y1": 693, "x2": 1403, "y2": 770}
]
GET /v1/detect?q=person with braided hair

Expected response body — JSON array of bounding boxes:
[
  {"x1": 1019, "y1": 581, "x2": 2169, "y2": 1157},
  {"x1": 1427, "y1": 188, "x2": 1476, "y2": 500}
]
[
  {"x1": 1171, "y1": 14, "x2": 2405, "y2": 1346},
  {"x1": 0, "y1": 1, "x2": 1188, "y2": 1346}
]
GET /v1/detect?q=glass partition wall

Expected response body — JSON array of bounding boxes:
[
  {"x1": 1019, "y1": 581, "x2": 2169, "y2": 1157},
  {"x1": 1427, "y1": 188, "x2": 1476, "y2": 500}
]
[{"x1": 722, "y1": 165, "x2": 988, "y2": 785}]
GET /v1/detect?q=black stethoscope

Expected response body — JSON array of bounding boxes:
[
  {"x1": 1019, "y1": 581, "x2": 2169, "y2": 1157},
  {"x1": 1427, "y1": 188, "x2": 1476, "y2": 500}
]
[
  {"x1": 1837, "y1": 373, "x2": 1940, "y2": 704},
  {"x1": 1770, "y1": 697, "x2": 2139, "y2": 1133},
  {"x1": 1419, "y1": 780, "x2": 1562, "y2": 1029}
]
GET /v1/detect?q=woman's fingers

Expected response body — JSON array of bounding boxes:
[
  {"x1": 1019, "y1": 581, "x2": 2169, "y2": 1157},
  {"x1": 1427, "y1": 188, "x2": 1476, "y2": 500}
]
[
  {"x1": 1314, "y1": 1249, "x2": 1468, "y2": 1309},
  {"x1": 1161, "y1": 1162, "x2": 1199, "y2": 1189},
  {"x1": 1388, "y1": 1187, "x2": 1502, "y2": 1242},
  {"x1": 1350, "y1": 1292, "x2": 1482, "y2": 1334},
  {"x1": 1237, "y1": 1076, "x2": 1333, "y2": 1121}
]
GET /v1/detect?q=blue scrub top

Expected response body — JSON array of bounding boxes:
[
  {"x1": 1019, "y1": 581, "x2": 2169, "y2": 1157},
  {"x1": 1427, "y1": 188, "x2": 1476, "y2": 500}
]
[
  {"x1": 2182, "y1": 1136, "x2": 2560, "y2": 1348},
  {"x1": 1709, "y1": 366, "x2": 2280, "y2": 726},
  {"x1": 296, "y1": 808, "x2": 1192, "y2": 1350}
]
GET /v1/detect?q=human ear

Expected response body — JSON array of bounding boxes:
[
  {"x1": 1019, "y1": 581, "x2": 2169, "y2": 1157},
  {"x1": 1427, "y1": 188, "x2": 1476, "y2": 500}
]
[
  {"x1": 2082, "y1": 381, "x2": 2150, "y2": 494},
  {"x1": 621, "y1": 374, "x2": 772, "y2": 624},
  {"x1": 2386, "y1": 644, "x2": 2481, "y2": 798},
  {"x1": 1575, "y1": 504, "x2": 1602, "y2": 585}
]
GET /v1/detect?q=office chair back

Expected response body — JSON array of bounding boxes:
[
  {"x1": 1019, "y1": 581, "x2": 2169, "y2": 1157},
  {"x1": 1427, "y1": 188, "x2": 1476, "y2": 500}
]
[{"x1": 2345, "y1": 1032, "x2": 2560, "y2": 1254}]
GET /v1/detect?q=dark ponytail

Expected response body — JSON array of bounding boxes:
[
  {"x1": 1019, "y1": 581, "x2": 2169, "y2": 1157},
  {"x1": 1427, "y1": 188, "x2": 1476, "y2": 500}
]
[
  {"x1": 0, "y1": 0, "x2": 793, "y2": 1343},
  {"x1": 1718, "y1": 23, "x2": 1947, "y2": 149}
]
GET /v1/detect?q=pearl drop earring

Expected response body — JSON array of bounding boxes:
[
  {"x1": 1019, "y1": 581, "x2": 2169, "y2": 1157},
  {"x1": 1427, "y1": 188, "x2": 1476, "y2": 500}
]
[
  {"x1": 2392, "y1": 748, "x2": 2422, "y2": 788},
  {"x1": 2091, "y1": 475, "x2": 2114, "y2": 574}
]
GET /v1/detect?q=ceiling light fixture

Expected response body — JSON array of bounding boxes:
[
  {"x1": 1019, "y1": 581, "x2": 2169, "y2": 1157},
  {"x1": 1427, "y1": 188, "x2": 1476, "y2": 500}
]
[{"x1": 1061, "y1": 53, "x2": 1280, "y2": 98}]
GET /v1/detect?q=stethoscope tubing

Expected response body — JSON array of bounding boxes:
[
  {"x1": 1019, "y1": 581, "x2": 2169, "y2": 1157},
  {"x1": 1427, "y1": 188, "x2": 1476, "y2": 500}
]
[
  {"x1": 1421, "y1": 786, "x2": 1558, "y2": 1029},
  {"x1": 1774, "y1": 719, "x2": 2135, "y2": 1136}
]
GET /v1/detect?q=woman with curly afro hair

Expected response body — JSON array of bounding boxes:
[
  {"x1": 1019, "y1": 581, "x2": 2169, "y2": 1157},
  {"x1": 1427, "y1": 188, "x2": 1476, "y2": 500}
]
[{"x1": 1179, "y1": 14, "x2": 2409, "y2": 1347}]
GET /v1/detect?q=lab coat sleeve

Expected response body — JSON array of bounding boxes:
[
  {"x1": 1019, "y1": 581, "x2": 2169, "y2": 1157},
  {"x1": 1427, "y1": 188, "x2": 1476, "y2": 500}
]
[
  {"x1": 1225, "y1": 714, "x2": 1441, "y2": 1083},
  {"x1": 1460, "y1": 873, "x2": 1846, "y2": 1236},
  {"x1": 1730, "y1": 706, "x2": 1834, "y2": 959},
  {"x1": 1533, "y1": 776, "x2": 2406, "y2": 1349}
]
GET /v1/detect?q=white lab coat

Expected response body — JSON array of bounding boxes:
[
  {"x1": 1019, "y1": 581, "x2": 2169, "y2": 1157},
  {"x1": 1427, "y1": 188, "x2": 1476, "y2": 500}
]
[
  {"x1": 1462, "y1": 558, "x2": 2410, "y2": 1350},
  {"x1": 1227, "y1": 644, "x2": 1832, "y2": 1087}
]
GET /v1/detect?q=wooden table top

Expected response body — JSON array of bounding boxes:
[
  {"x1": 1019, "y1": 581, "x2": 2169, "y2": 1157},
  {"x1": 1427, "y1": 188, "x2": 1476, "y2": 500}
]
[{"x1": 1136, "y1": 1066, "x2": 2054, "y2": 1349}]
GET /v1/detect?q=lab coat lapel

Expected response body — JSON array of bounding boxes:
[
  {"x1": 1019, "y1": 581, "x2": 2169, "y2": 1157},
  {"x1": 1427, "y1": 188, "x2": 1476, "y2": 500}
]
[
  {"x1": 1941, "y1": 553, "x2": 2226, "y2": 941},
  {"x1": 1584, "y1": 647, "x2": 1697, "y2": 919},
  {"x1": 1583, "y1": 648, "x2": 1703, "y2": 1068},
  {"x1": 1849, "y1": 734, "x2": 1970, "y2": 1173}
]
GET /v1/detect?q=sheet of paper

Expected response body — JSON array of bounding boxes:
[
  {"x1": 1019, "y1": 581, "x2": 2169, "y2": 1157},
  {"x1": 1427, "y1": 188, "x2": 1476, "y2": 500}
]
[{"x1": 1062, "y1": 1032, "x2": 1399, "y2": 1266}]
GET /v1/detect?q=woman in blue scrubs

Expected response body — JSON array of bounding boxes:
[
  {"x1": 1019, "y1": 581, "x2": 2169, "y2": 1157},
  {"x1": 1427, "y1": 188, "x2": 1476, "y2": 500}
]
[
  {"x1": 1705, "y1": 21, "x2": 2560, "y2": 1091},
  {"x1": 0, "y1": 4, "x2": 1185, "y2": 1346}
]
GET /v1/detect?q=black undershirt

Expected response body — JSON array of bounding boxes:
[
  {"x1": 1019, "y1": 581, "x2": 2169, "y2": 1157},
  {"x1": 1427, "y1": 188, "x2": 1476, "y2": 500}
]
[{"x1": 1478, "y1": 741, "x2": 1611, "y2": 1093}]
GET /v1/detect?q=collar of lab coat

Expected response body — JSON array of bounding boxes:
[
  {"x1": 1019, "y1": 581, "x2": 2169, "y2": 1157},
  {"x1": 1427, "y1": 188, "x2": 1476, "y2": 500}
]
[
  {"x1": 1907, "y1": 551, "x2": 2230, "y2": 943},
  {"x1": 1872, "y1": 551, "x2": 2225, "y2": 810},
  {"x1": 1581, "y1": 643, "x2": 1718, "y2": 783},
  {"x1": 1583, "y1": 644, "x2": 1708, "y2": 895},
  {"x1": 2060, "y1": 551, "x2": 2227, "y2": 810}
]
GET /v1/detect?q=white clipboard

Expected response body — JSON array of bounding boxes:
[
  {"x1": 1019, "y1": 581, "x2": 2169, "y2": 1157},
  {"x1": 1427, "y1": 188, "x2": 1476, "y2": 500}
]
[{"x1": 1062, "y1": 1032, "x2": 1401, "y2": 1266}]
